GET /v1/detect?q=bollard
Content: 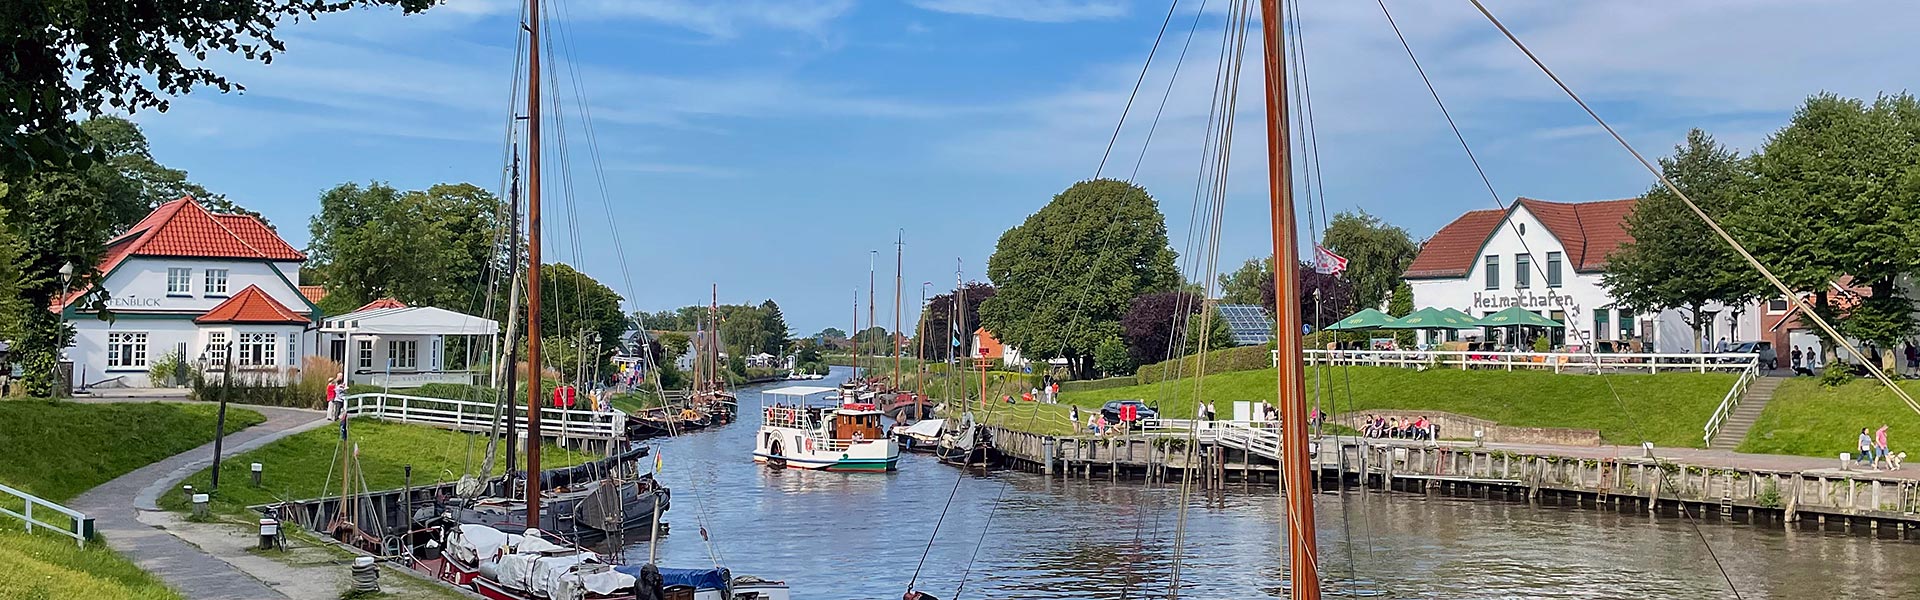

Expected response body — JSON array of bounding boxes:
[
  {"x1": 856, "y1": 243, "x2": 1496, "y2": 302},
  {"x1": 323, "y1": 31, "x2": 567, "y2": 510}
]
[
  {"x1": 1642, "y1": 442, "x2": 1655, "y2": 459},
  {"x1": 350, "y1": 556, "x2": 380, "y2": 593},
  {"x1": 257, "y1": 518, "x2": 279, "y2": 550},
  {"x1": 250, "y1": 463, "x2": 263, "y2": 486},
  {"x1": 191, "y1": 493, "x2": 209, "y2": 518},
  {"x1": 1842, "y1": 452, "x2": 1852, "y2": 471},
  {"x1": 1474, "y1": 430, "x2": 1486, "y2": 448}
]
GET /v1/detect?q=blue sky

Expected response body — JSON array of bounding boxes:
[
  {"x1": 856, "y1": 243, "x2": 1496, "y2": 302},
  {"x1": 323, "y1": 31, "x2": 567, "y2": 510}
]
[{"x1": 129, "y1": 0, "x2": 1920, "y2": 335}]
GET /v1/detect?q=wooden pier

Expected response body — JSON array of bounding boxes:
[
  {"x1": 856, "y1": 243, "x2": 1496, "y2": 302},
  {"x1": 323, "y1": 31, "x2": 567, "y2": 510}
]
[{"x1": 987, "y1": 422, "x2": 1920, "y2": 538}]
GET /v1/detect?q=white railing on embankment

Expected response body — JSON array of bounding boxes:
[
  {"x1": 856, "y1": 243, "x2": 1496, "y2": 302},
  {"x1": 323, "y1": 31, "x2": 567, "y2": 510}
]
[
  {"x1": 338, "y1": 393, "x2": 626, "y2": 442},
  {"x1": 1299, "y1": 349, "x2": 1757, "y2": 374},
  {"x1": 0, "y1": 482, "x2": 93, "y2": 547},
  {"x1": 1701, "y1": 363, "x2": 1761, "y2": 447},
  {"x1": 1139, "y1": 419, "x2": 1283, "y2": 461}
]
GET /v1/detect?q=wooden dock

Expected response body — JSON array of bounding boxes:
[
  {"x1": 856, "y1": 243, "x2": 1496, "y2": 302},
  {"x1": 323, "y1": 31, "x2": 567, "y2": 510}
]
[{"x1": 987, "y1": 422, "x2": 1920, "y2": 538}]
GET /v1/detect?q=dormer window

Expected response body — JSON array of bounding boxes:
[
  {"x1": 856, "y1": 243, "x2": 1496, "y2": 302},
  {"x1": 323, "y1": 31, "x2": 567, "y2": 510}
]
[{"x1": 167, "y1": 268, "x2": 192, "y2": 296}]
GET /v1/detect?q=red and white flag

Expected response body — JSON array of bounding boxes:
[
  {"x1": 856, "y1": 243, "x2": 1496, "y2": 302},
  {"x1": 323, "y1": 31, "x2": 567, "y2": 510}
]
[{"x1": 1314, "y1": 245, "x2": 1349, "y2": 275}]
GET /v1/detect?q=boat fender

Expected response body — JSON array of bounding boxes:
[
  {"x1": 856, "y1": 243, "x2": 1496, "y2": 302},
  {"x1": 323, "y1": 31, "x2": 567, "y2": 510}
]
[{"x1": 805, "y1": 438, "x2": 814, "y2": 452}]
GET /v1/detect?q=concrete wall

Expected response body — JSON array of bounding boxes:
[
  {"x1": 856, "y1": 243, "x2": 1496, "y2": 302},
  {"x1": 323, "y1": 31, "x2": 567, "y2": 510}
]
[{"x1": 1335, "y1": 409, "x2": 1603, "y2": 446}]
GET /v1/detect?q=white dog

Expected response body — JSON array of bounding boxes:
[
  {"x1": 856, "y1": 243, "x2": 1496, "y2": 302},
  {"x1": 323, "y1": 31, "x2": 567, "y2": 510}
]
[{"x1": 1891, "y1": 452, "x2": 1907, "y2": 470}]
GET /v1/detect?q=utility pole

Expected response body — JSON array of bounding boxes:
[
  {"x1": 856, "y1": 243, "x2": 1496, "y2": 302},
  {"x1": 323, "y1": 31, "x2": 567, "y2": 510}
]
[{"x1": 210, "y1": 341, "x2": 233, "y2": 489}]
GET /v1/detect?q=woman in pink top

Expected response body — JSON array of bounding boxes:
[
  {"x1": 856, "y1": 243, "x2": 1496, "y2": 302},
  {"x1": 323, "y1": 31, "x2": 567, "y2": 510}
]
[{"x1": 1876, "y1": 424, "x2": 1891, "y2": 469}]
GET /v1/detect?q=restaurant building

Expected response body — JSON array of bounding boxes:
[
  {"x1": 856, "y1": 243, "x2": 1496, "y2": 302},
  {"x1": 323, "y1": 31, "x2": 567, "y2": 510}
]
[
  {"x1": 1402, "y1": 197, "x2": 1758, "y2": 352},
  {"x1": 57, "y1": 198, "x2": 320, "y2": 387}
]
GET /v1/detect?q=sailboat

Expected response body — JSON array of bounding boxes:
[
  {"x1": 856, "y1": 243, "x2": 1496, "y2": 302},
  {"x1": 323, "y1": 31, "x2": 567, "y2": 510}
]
[{"x1": 407, "y1": 0, "x2": 786, "y2": 596}]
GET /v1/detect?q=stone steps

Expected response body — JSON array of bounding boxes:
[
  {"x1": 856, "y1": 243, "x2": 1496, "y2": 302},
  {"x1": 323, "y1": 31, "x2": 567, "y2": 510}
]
[{"x1": 1708, "y1": 376, "x2": 1783, "y2": 451}]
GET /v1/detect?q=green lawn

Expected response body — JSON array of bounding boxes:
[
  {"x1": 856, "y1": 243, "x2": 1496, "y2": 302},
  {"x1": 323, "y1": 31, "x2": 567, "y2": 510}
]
[
  {"x1": 162, "y1": 418, "x2": 600, "y2": 512},
  {"x1": 1059, "y1": 366, "x2": 1739, "y2": 448},
  {"x1": 0, "y1": 525, "x2": 179, "y2": 600},
  {"x1": 1738, "y1": 378, "x2": 1920, "y2": 457},
  {"x1": 0, "y1": 401, "x2": 264, "y2": 502}
]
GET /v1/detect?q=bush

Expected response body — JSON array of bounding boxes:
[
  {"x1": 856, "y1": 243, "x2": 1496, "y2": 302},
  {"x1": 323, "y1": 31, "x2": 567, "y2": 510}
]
[
  {"x1": 1532, "y1": 335, "x2": 1552, "y2": 353},
  {"x1": 1135, "y1": 345, "x2": 1272, "y2": 385},
  {"x1": 1059, "y1": 376, "x2": 1139, "y2": 393},
  {"x1": 189, "y1": 368, "x2": 318, "y2": 408},
  {"x1": 1820, "y1": 365, "x2": 1854, "y2": 388},
  {"x1": 148, "y1": 350, "x2": 187, "y2": 387}
]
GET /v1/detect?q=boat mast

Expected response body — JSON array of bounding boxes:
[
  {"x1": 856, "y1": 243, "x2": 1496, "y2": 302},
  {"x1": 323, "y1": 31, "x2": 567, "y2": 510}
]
[
  {"x1": 852, "y1": 288, "x2": 860, "y2": 381},
  {"x1": 915, "y1": 283, "x2": 927, "y2": 403},
  {"x1": 1261, "y1": 0, "x2": 1318, "y2": 597},
  {"x1": 868, "y1": 250, "x2": 877, "y2": 385},
  {"x1": 498, "y1": 143, "x2": 524, "y2": 478},
  {"x1": 708, "y1": 283, "x2": 719, "y2": 392},
  {"x1": 893, "y1": 230, "x2": 903, "y2": 390},
  {"x1": 524, "y1": 0, "x2": 546, "y2": 530}
]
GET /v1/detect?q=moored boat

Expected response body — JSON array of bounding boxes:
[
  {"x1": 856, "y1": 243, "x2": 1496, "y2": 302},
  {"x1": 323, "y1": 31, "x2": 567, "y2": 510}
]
[
  {"x1": 409, "y1": 522, "x2": 789, "y2": 600},
  {"x1": 754, "y1": 385, "x2": 899, "y2": 472},
  {"x1": 892, "y1": 418, "x2": 944, "y2": 453}
]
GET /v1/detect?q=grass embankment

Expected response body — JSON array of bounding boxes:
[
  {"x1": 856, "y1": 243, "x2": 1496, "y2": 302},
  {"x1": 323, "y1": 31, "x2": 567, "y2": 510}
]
[
  {"x1": 0, "y1": 401, "x2": 265, "y2": 600},
  {"x1": 1058, "y1": 366, "x2": 1738, "y2": 448},
  {"x1": 0, "y1": 525, "x2": 179, "y2": 600},
  {"x1": 1738, "y1": 378, "x2": 1920, "y2": 457},
  {"x1": 0, "y1": 401, "x2": 265, "y2": 502},
  {"x1": 161, "y1": 418, "x2": 599, "y2": 513}
]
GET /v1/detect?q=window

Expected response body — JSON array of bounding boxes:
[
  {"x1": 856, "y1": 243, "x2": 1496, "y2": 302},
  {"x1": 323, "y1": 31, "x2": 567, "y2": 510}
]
[
  {"x1": 1483, "y1": 255, "x2": 1500, "y2": 290},
  {"x1": 388, "y1": 340, "x2": 418, "y2": 369},
  {"x1": 286, "y1": 335, "x2": 298, "y2": 367},
  {"x1": 1620, "y1": 312, "x2": 1636, "y2": 340},
  {"x1": 106, "y1": 332, "x2": 148, "y2": 369},
  {"x1": 1769, "y1": 298, "x2": 1790, "y2": 312},
  {"x1": 238, "y1": 332, "x2": 277, "y2": 366},
  {"x1": 1546, "y1": 252, "x2": 1563, "y2": 287},
  {"x1": 204, "y1": 269, "x2": 229, "y2": 295},
  {"x1": 357, "y1": 339, "x2": 374, "y2": 369},
  {"x1": 167, "y1": 268, "x2": 192, "y2": 295},
  {"x1": 205, "y1": 331, "x2": 228, "y2": 365},
  {"x1": 1594, "y1": 309, "x2": 1611, "y2": 342},
  {"x1": 1515, "y1": 254, "x2": 1532, "y2": 289}
]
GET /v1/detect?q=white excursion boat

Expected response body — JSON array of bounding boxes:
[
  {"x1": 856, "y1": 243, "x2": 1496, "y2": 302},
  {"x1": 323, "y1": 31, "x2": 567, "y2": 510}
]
[{"x1": 754, "y1": 386, "x2": 899, "y2": 472}]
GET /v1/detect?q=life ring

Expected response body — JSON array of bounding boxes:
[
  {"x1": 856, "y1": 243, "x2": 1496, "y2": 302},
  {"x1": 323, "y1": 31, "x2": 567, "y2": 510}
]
[{"x1": 805, "y1": 438, "x2": 814, "y2": 452}]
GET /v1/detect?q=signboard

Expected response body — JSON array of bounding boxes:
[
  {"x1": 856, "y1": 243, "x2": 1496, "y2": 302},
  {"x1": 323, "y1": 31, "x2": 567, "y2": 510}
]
[{"x1": 1471, "y1": 290, "x2": 1579, "y2": 313}]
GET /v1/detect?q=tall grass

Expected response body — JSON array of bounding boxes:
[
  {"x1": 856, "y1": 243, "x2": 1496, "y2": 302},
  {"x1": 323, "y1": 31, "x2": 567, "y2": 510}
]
[{"x1": 0, "y1": 401, "x2": 265, "y2": 502}]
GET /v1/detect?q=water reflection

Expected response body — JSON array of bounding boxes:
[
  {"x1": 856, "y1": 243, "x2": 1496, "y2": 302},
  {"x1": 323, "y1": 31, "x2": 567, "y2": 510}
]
[{"x1": 624, "y1": 367, "x2": 1920, "y2": 599}]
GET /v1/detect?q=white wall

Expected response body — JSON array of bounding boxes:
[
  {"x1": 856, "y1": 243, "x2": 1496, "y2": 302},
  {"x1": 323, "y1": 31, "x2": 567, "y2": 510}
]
[
  {"x1": 70, "y1": 319, "x2": 306, "y2": 387},
  {"x1": 99, "y1": 258, "x2": 308, "y2": 316}
]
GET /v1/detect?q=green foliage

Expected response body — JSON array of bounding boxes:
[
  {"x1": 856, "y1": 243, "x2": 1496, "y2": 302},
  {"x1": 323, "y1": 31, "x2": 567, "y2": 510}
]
[
  {"x1": 1756, "y1": 479, "x2": 1783, "y2": 509},
  {"x1": 188, "y1": 370, "x2": 323, "y2": 409},
  {"x1": 1187, "y1": 305, "x2": 1234, "y2": 355},
  {"x1": 0, "y1": 525, "x2": 182, "y2": 600},
  {"x1": 1058, "y1": 376, "x2": 1139, "y2": 393},
  {"x1": 4, "y1": 170, "x2": 129, "y2": 395},
  {"x1": 1734, "y1": 93, "x2": 1920, "y2": 347},
  {"x1": 1134, "y1": 345, "x2": 1273, "y2": 385},
  {"x1": 161, "y1": 419, "x2": 594, "y2": 513},
  {"x1": 305, "y1": 181, "x2": 505, "y2": 313},
  {"x1": 980, "y1": 179, "x2": 1179, "y2": 377},
  {"x1": 1063, "y1": 366, "x2": 1738, "y2": 448},
  {"x1": 0, "y1": 401, "x2": 263, "y2": 501},
  {"x1": 1603, "y1": 129, "x2": 1767, "y2": 351},
  {"x1": 728, "y1": 354, "x2": 748, "y2": 378},
  {"x1": 1093, "y1": 335, "x2": 1134, "y2": 377},
  {"x1": 1218, "y1": 257, "x2": 1271, "y2": 306},
  {"x1": 1819, "y1": 366, "x2": 1855, "y2": 388},
  {"x1": 148, "y1": 350, "x2": 186, "y2": 388},
  {"x1": 1387, "y1": 280, "x2": 1414, "y2": 347},
  {"x1": 1532, "y1": 335, "x2": 1552, "y2": 353},
  {"x1": 718, "y1": 300, "x2": 792, "y2": 358},
  {"x1": 1322, "y1": 210, "x2": 1418, "y2": 309},
  {"x1": 1738, "y1": 378, "x2": 1920, "y2": 457}
]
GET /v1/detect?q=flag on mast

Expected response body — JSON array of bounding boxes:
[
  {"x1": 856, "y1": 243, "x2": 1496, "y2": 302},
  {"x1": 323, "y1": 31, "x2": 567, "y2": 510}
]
[{"x1": 1314, "y1": 245, "x2": 1349, "y2": 275}]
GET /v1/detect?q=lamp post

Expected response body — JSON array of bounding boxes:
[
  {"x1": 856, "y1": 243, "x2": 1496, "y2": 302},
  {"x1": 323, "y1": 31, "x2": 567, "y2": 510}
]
[{"x1": 210, "y1": 341, "x2": 233, "y2": 490}]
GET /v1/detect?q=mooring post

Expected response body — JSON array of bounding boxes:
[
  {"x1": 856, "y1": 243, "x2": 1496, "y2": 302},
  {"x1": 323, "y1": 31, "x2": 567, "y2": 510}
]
[{"x1": 1042, "y1": 437, "x2": 1055, "y2": 477}]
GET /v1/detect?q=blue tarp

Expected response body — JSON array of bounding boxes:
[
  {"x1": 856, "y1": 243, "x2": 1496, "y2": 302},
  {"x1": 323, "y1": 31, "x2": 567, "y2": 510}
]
[{"x1": 614, "y1": 565, "x2": 730, "y2": 591}]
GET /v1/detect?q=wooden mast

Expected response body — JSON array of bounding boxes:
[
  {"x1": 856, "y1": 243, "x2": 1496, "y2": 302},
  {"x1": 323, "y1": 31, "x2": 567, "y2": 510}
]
[
  {"x1": 852, "y1": 289, "x2": 860, "y2": 381},
  {"x1": 1261, "y1": 0, "x2": 1318, "y2": 597},
  {"x1": 869, "y1": 250, "x2": 877, "y2": 382},
  {"x1": 893, "y1": 230, "x2": 903, "y2": 390},
  {"x1": 523, "y1": 0, "x2": 545, "y2": 530}
]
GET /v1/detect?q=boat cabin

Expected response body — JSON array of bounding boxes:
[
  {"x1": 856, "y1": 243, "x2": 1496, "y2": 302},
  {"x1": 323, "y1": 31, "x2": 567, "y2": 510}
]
[{"x1": 833, "y1": 403, "x2": 884, "y2": 442}]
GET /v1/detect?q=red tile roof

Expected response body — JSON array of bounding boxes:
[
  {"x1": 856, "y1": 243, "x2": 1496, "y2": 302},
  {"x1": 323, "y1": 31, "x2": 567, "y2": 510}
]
[
  {"x1": 299, "y1": 285, "x2": 329, "y2": 303},
  {"x1": 195, "y1": 285, "x2": 310, "y2": 324},
  {"x1": 355, "y1": 298, "x2": 408, "y2": 312},
  {"x1": 58, "y1": 197, "x2": 304, "y2": 311},
  {"x1": 1403, "y1": 197, "x2": 1640, "y2": 279}
]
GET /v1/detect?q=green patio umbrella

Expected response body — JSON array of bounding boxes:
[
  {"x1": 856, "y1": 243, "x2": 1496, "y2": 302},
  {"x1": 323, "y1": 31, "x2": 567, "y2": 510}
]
[
  {"x1": 1475, "y1": 305, "x2": 1566, "y2": 328},
  {"x1": 1324, "y1": 308, "x2": 1399, "y2": 331},
  {"x1": 1381, "y1": 307, "x2": 1481, "y2": 330},
  {"x1": 1437, "y1": 307, "x2": 1478, "y2": 324}
]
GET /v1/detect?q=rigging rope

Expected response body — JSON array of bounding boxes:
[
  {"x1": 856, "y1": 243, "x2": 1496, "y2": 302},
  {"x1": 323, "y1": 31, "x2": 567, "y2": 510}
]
[{"x1": 1094, "y1": 0, "x2": 1185, "y2": 179}]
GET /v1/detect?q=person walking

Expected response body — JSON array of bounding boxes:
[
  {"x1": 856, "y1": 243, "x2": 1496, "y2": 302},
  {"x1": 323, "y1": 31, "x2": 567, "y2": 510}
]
[
  {"x1": 1070, "y1": 404, "x2": 1081, "y2": 429},
  {"x1": 1876, "y1": 424, "x2": 1892, "y2": 469},
  {"x1": 1859, "y1": 427, "x2": 1876, "y2": 469},
  {"x1": 1792, "y1": 346, "x2": 1803, "y2": 370}
]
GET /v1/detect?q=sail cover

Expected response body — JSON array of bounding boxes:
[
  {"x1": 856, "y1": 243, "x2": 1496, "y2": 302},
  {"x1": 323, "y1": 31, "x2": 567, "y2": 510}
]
[
  {"x1": 902, "y1": 419, "x2": 945, "y2": 438},
  {"x1": 615, "y1": 565, "x2": 730, "y2": 591}
]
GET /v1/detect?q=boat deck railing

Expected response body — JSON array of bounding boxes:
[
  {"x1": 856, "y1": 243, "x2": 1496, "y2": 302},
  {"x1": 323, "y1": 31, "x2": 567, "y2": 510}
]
[{"x1": 340, "y1": 392, "x2": 626, "y2": 442}]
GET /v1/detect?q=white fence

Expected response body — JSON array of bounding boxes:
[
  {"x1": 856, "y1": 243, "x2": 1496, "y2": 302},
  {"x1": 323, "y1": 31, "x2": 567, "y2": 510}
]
[
  {"x1": 1701, "y1": 364, "x2": 1761, "y2": 447},
  {"x1": 1299, "y1": 349, "x2": 1758, "y2": 374},
  {"x1": 338, "y1": 393, "x2": 626, "y2": 442},
  {"x1": 0, "y1": 482, "x2": 93, "y2": 547}
]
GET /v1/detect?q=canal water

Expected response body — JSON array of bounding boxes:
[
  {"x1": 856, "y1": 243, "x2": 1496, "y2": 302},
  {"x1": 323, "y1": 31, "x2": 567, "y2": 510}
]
[{"x1": 625, "y1": 367, "x2": 1920, "y2": 599}]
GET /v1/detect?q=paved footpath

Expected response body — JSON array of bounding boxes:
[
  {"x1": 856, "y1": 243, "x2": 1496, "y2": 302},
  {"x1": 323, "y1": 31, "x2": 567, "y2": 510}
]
[{"x1": 69, "y1": 402, "x2": 330, "y2": 600}]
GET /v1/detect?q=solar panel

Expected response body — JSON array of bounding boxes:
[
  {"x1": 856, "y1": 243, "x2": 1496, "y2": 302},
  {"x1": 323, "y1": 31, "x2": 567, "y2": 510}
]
[{"x1": 1217, "y1": 304, "x2": 1274, "y2": 346}]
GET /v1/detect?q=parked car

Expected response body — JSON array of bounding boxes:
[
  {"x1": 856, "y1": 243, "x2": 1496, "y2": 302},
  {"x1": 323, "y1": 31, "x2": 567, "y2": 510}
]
[
  {"x1": 1100, "y1": 399, "x2": 1158, "y2": 424},
  {"x1": 1730, "y1": 341, "x2": 1777, "y2": 369}
]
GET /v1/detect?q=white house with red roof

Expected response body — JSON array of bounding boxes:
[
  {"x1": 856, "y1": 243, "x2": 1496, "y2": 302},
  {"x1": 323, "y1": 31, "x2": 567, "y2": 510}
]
[
  {"x1": 57, "y1": 198, "x2": 319, "y2": 387},
  {"x1": 1403, "y1": 197, "x2": 1760, "y2": 353}
]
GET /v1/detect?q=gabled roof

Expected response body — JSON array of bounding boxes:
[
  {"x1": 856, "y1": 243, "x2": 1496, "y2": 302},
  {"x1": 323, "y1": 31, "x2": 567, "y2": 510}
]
[
  {"x1": 355, "y1": 297, "x2": 408, "y2": 312},
  {"x1": 1403, "y1": 197, "x2": 1639, "y2": 279},
  {"x1": 320, "y1": 305, "x2": 498, "y2": 336},
  {"x1": 195, "y1": 285, "x2": 310, "y2": 325},
  {"x1": 299, "y1": 285, "x2": 329, "y2": 303},
  {"x1": 59, "y1": 197, "x2": 303, "y2": 311}
]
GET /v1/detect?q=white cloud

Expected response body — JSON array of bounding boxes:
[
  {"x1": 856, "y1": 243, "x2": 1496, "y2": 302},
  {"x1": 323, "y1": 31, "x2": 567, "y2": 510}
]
[
  {"x1": 909, "y1": 0, "x2": 1127, "y2": 23},
  {"x1": 442, "y1": 0, "x2": 856, "y2": 38}
]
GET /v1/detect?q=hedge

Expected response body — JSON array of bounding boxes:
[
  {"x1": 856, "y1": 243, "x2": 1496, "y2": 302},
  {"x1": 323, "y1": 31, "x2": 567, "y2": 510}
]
[
  {"x1": 1059, "y1": 376, "x2": 1140, "y2": 393},
  {"x1": 1134, "y1": 345, "x2": 1273, "y2": 385}
]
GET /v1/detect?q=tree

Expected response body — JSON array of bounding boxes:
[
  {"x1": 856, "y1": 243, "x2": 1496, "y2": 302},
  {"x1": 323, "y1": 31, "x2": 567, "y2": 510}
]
[
  {"x1": 655, "y1": 332, "x2": 692, "y2": 365},
  {"x1": 1, "y1": 154, "x2": 139, "y2": 395},
  {"x1": 916, "y1": 282, "x2": 996, "y2": 362},
  {"x1": 1219, "y1": 258, "x2": 1272, "y2": 306},
  {"x1": 2, "y1": 0, "x2": 433, "y2": 176},
  {"x1": 305, "y1": 181, "x2": 503, "y2": 311},
  {"x1": 1298, "y1": 262, "x2": 1358, "y2": 329},
  {"x1": 1603, "y1": 129, "x2": 1768, "y2": 351},
  {"x1": 1120, "y1": 291, "x2": 1229, "y2": 365},
  {"x1": 77, "y1": 117, "x2": 266, "y2": 228},
  {"x1": 757, "y1": 299, "x2": 791, "y2": 356},
  {"x1": 1093, "y1": 335, "x2": 1134, "y2": 377},
  {"x1": 817, "y1": 327, "x2": 847, "y2": 341},
  {"x1": 980, "y1": 179, "x2": 1179, "y2": 377},
  {"x1": 1387, "y1": 280, "x2": 1414, "y2": 347},
  {"x1": 534, "y1": 263, "x2": 627, "y2": 376},
  {"x1": 1322, "y1": 210, "x2": 1418, "y2": 310}
]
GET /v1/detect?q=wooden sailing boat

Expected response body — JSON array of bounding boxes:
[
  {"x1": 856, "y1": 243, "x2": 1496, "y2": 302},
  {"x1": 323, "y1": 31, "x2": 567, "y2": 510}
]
[{"x1": 1260, "y1": 0, "x2": 1321, "y2": 596}]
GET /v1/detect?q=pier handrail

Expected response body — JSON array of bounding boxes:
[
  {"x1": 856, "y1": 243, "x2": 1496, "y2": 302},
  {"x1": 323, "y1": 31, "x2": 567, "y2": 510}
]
[
  {"x1": 1702, "y1": 363, "x2": 1761, "y2": 447},
  {"x1": 338, "y1": 392, "x2": 626, "y2": 441},
  {"x1": 0, "y1": 482, "x2": 93, "y2": 547},
  {"x1": 1301, "y1": 349, "x2": 1756, "y2": 374}
]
